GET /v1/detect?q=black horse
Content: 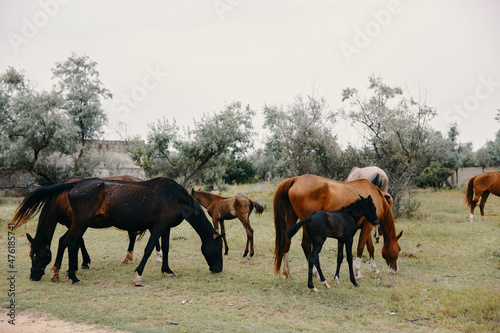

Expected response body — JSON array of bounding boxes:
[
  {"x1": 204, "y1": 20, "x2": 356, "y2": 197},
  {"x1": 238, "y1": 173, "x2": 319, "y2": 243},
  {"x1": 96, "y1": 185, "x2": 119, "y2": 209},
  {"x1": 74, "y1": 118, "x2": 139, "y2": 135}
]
[
  {"x1": 286, "y1": 195, "x2": 379, "y2": 291},
  {"x1": 11, "y1": 177, "x2": 223, "y2": 286}
]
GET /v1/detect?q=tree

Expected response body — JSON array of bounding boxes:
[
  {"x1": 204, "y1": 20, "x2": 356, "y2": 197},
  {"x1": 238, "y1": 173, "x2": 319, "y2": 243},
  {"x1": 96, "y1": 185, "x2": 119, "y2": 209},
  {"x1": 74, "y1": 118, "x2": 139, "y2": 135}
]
[
  {"x1": 0, "y1": 67, "x2": 78, "y2": 185},
  {"x1": 130, "y1": 102, "x2": 255, "y2": 187},
  {"x1": 340, "y1": 75, "x2": 440, "y2": 216},
  {"x1": 52, "y1": 53, "x2": 112, "y2": 175},
  {"x1": 263, "y1": 95, "x2": 342, "y2": 178},
  {"x1": 476, "y1": 111, "x2": 500, "y2": 167}
]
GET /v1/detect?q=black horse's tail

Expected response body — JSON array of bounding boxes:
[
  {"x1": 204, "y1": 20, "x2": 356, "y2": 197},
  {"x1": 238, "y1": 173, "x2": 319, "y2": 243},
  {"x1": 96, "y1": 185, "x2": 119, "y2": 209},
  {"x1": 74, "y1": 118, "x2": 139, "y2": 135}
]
[
  {"x1": 9, "y1": 182, "x2": 77, "y2": 231},
  {"x1": 286, "y1": 219, "x2": 307, "y2": 240}
]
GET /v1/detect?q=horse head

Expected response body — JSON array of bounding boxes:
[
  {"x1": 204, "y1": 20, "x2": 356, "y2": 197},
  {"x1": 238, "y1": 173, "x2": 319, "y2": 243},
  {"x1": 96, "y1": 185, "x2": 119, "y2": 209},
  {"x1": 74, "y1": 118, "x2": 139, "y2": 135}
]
[
  {"x1": 26, "y1": 233, "x2": 52, "y2": 281},
  {"x1": 358, "y1": 195, "x2": 379, "y2": 227},
  {"x1": 382, "y1": 230, "x2": 403, "y2": 274},
  {"x1": 201, "y1": 233, "x2": 223, "y2": 273}
]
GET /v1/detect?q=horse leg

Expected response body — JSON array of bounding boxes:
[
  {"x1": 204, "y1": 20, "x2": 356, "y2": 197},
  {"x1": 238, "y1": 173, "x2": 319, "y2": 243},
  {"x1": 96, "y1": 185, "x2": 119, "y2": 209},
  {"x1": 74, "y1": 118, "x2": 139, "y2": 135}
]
[
  {"x1": 307, "y1": 241, "x2": 328, "y2": 291},
  {"x1": 66, "y1": 228, "x2": 88, "y2": 285},
  {"x1": 120, "y1": 231, "x2": 136, "y2": 264},
  {"x1": 219, "y1": 220, "x2": 229, "y2": 255},
  {"x1": 469, "y1": 190, "x2": 482, "y2": 222},
  {"x1": 354, "y1": 225, "x2": 371, "y2": 280},
  {"x1": 239, "y1": 215, "x2": 254, "y2": 258},
  {"x1": 160, "y1": 228, "x2": 175, "y2": 277},
  {"x1": 479, "y1": 191, "x2": 490, "y2": 221},
  {"x1": 346, "y1": 238, "x2": 359, "y2": 287},
  {"x1": 366, "y1": 232, "x2": 379, "y2": 275},
  {"x1": 374, "y1": 225, "x2": 380, "y2": 244},
  {"x1": 155, "y1": 233, "x2": 163, "y2": 263},
  {"x1": 52, "y1": 230, "x2": 70, "y2": 282},
  {"x1": 80, "y1": 237, "x2": 91, "y2": 269},
  {"x1": 134, "y1": 226, "x2": 165, "y2": 287},
  {"x1": 301, "y1": 229, "x2": 319, "y2": 278},
  {"x1": 334, "y1": 240, "x2": 344, "y2": 286}
]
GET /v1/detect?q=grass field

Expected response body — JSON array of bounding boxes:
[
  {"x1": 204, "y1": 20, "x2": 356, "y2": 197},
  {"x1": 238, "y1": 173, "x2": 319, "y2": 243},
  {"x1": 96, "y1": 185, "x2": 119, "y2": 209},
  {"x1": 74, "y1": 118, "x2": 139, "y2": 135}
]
[{"x1": 1, "y1": 183, "x2": 499, "y2": 332}]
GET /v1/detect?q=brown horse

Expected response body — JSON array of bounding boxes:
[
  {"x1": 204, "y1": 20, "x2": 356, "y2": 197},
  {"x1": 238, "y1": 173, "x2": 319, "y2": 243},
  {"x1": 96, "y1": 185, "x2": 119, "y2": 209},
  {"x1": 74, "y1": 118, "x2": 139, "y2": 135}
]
[
  {"x1": 273, "y1": 174, "x2": 402, "y2": 280},
  {"x1": 191, "y1": 189, "x2": 264, "y2": 258},
  {"x1": 465, "y1": 172, "x2": 500, "y2": 222}
]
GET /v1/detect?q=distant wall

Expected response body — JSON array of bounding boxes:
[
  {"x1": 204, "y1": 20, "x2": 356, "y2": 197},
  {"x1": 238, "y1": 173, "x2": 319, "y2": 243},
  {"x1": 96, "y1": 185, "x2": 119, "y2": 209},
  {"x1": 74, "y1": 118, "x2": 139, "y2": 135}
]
[{"x1": 449, "y1": 167, "x2": 500, "y2": 186}]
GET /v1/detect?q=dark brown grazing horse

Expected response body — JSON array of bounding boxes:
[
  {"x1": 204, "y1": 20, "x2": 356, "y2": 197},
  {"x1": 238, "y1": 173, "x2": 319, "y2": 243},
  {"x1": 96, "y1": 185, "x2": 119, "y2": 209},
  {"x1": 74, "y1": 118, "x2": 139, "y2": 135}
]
[
  {"x1": 11, "y1": 177, "x2": 223, "y2": 286},
  {"x1": 465, "y1": 172, "x2": 500, "y2": 222},
  {"x1": 273, "y1": 174, "x2": 402, "y2": 280},
  {"x1": 27, "y1": 175, "x2": 162, "y2": 282},
  {"x1": 191, "y1": 189, "x2": 265, "y2": 258}
]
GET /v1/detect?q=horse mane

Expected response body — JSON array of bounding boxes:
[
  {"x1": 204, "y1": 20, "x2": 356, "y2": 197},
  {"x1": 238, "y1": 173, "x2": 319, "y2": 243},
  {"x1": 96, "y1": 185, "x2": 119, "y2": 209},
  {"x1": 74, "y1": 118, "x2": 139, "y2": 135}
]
[
  {"x1": 10, "y1": 182, "x2": 75, "y2": 231},
  {"x1": 376, "y1": 189, "x2": 397, "y2": 239}
]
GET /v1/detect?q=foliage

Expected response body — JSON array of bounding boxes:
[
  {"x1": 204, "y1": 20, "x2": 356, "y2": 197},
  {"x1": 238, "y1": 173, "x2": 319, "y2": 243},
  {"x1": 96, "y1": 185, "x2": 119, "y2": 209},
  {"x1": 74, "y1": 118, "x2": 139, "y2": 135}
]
[
  {"x1": 340, "y1": 75, "x2": 442, "y2": 216},
  {"x1": 52, "y1": 53, "x2": 112, "y2": 174},
  {"x1": 0, "y1": 67, "x2": 78, "y2": 185},
  {"x1": 262, "y1": 95, "x2": 342, "y2": 178},
  {"x1": 475, "y1": 112, "x2": 500, "y2": 167},
  {"x1": 130, "y1": 102, "x2": 255, "y2": 187},
  {"x1": 415, "y1": 162, "x2": 453, "y2": 189},
  {"x1": 0, "y1": 54, "x2": 113, "y2": 186}
]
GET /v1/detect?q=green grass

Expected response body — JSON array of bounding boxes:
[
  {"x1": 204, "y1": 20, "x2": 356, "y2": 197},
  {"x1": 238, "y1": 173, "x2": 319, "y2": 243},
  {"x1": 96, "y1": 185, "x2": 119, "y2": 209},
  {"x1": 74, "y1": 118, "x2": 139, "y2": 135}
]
[{"x1": 1, "y1": 185, "x2": 499, "y2": 332}]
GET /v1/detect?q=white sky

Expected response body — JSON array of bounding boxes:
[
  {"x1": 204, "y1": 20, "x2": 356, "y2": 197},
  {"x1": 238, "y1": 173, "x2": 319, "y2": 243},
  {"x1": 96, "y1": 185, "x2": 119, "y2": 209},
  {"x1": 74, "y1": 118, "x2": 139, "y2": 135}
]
[{"x1": 1, "y1": 0, "x2": 499, "y2": 151}]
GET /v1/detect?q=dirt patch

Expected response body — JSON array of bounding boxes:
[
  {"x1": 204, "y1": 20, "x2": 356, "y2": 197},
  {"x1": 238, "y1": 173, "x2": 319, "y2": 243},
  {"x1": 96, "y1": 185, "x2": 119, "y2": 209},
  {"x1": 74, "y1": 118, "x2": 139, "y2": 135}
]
[{"x1": 0, "y1": 310, "x2": 128, "y2": 333}]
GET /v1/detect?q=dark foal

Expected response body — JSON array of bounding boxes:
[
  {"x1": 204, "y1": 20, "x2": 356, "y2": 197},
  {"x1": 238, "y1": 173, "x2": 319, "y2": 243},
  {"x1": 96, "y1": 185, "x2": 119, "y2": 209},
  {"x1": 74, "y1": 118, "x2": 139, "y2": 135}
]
[{"x1": 286, "y1": 195, "x2": 379, "y2": 292}]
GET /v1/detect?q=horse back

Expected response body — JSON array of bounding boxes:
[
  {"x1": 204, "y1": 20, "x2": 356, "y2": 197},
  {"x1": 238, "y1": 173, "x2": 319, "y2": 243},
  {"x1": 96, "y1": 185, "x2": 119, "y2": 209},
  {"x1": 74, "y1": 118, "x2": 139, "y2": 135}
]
[
  {"x1": 68, "y1": 179, "x2": 182, "y2": 230},
  {"x1": 476, "y1": 172, "x2": 500, "y2": 195},
  {"x1": 289, "y1": 175, "x2": 391, "y2": 224}
]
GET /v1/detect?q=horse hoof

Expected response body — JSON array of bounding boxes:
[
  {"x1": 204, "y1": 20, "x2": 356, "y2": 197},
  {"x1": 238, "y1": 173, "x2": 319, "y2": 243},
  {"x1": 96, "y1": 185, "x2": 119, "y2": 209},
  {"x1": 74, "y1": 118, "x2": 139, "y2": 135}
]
[
  {"x1": 51, "y1": 276, "x2": 60, "y2": 282},
  {"x1": 322, "y1": 281, "x2": 331, "y2": 289},
  {"x1": 354, "y1": 273, "x2": 364, "y2": 280},
  {"x1": 133, "y1": 272, "x2": 145, "y2": 286},
  {"x1": 310, "y1": 287, "x2": 319, "y2": 292},
  {"x1": 334, "y1": 277, "x2": 340, "y2": 286},
  {"x1": 166, "y1": 273, "x2": 176, "y2": 278},
  {"x1": 81, "y1": 265, "x2": 90, "y2": 270},
  {"x1": 120, "y1": 259, "x2": 130, "y2": 265},
  {"x1": 72, "y1": 281, "x2": 82, "y2": 286}
]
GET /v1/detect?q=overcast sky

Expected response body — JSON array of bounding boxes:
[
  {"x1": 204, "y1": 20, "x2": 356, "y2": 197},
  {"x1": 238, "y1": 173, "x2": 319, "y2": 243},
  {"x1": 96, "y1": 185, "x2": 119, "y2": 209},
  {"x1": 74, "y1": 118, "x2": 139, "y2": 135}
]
[{"x1": 1, "y1": 0, "x2": 499, "y2": 151}]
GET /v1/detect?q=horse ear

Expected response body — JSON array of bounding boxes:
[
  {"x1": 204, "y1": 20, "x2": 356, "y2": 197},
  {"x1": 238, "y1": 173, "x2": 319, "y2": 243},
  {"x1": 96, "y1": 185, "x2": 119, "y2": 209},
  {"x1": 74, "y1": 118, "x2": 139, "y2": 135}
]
[
  {"x1": 26, "y1": 233, "x2": 34, "y2": 243},
  {"x1": 397, "y1": 230, "x2": 403, "y2": 240}
]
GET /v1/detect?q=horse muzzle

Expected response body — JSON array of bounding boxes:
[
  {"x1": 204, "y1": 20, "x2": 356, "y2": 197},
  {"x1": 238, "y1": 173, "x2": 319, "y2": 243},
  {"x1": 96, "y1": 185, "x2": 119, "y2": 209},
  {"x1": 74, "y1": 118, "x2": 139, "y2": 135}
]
[{"x1": 210, "y1": 265, "x2": 223, "y2": 274}]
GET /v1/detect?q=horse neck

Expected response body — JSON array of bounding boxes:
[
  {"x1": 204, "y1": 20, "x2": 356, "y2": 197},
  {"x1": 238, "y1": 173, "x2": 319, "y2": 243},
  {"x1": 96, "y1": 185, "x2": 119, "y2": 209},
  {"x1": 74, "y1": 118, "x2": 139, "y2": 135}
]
[
  {"x1": 378, "y1": 205, "x2": 397, "y2": 241},
  {"x1": 182, "y1": 199, "x2": 215, "y2": 242},
  {"x1": 345, "y1": 205, "x2": 366, "y2": 223},
  {"x1": 33, "y1": 204, "x2": 58, "y2": 250},
  {"x1": 194, "y1": 192, "x2": 215, "y2": 208}
]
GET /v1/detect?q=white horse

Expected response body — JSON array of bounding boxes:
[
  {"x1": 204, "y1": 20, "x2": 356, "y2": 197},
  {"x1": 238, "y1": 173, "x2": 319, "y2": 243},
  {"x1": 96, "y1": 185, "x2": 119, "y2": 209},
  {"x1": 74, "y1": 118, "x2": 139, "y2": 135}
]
[
  {"x1": 347, "y1": 166, "x2": 389, "y2": 245},
  {"x1": 347, "y1": 166, "x2": 389, "y2": 192}
]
